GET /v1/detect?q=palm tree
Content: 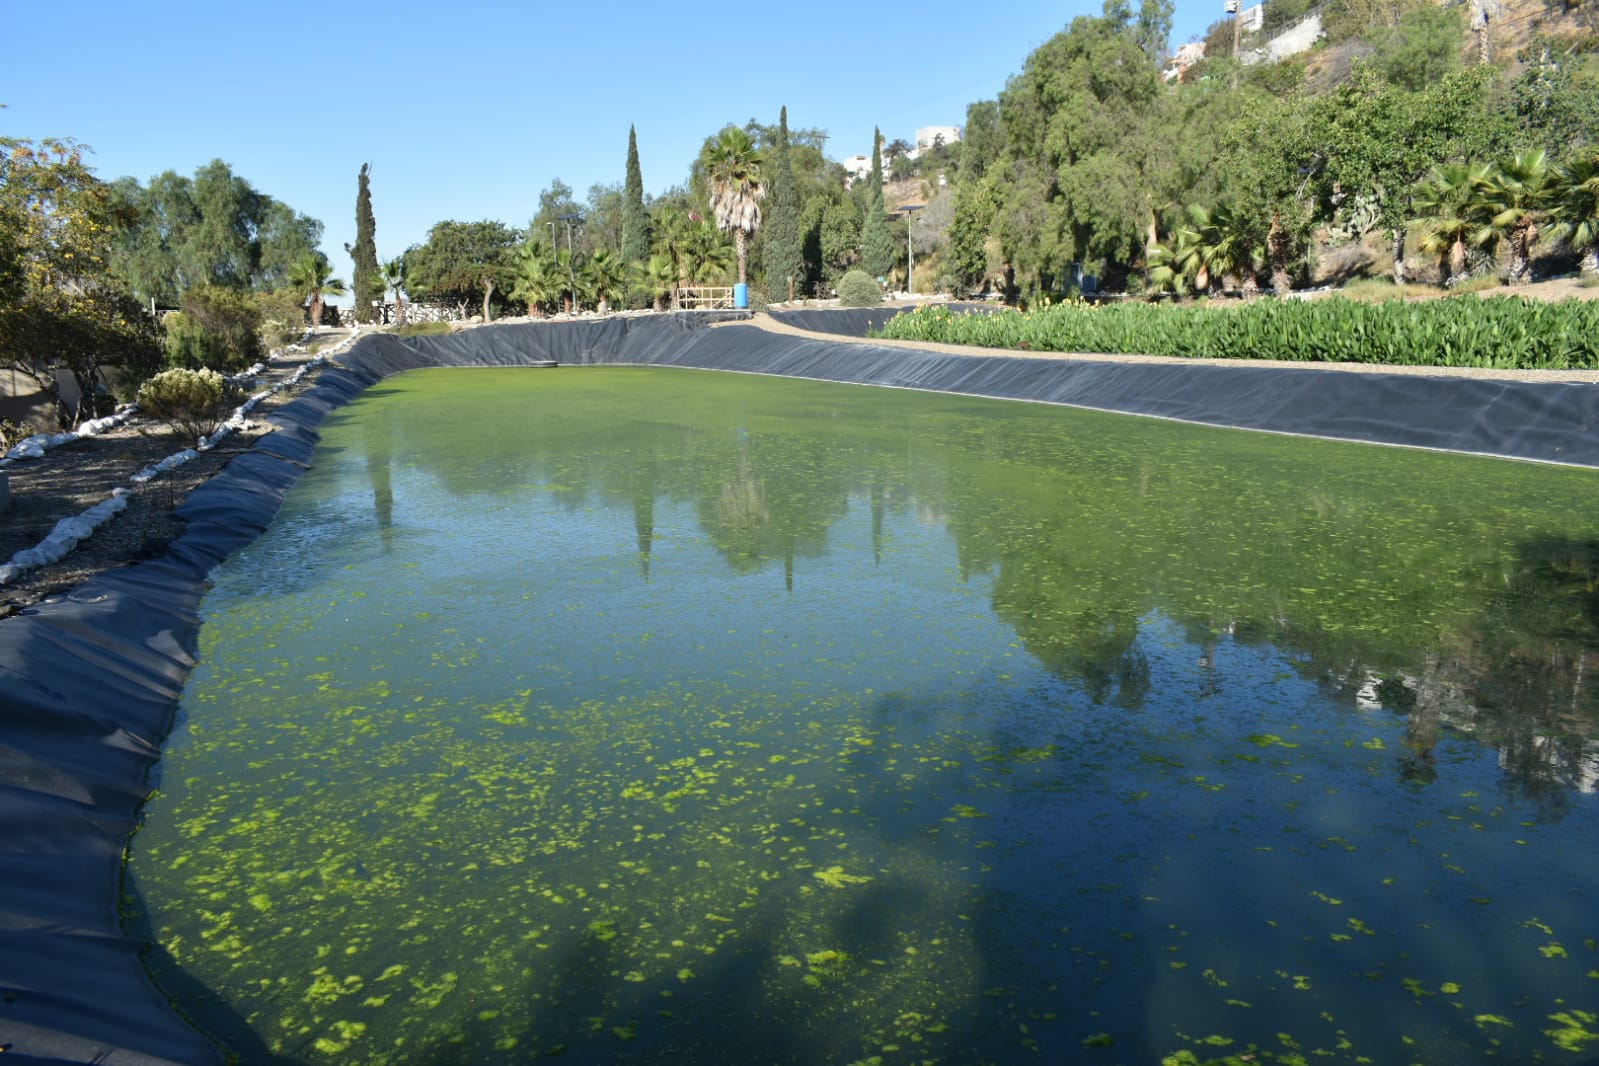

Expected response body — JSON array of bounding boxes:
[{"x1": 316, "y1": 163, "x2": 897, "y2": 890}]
[
  {"x1": 1146, "y1": 216, "x2": 1205, "y2": 296},
  {"x1": 702, "y1": 127, "x2": 764, "y2": 288},
  {"x1": 644, "y1": 253, "x2": 677, "y2": 311},
  {"x1": 1475, "y1": 150, "x2": 1553, "y2": 285},
  {"x1": 1549, "y1": 151, "x2": 1599, "y2": 278},
  {"x1": 683, "y1": 221, "x2": 734, "y2": 286},
  {"x1": 583, "y1": 249, "x2": 627, "y2": 313},
  {"x1": 381, "y1": 256, "x2": 408, "y2": 326},
  {"x1": 509, "y1": 240, "x2": 564, "y2": 316},
  {"x1": 1412, "y1": 162, "x2": 1492, "y2": 288},
  {"x1": 286, "y1": 251, "x2": 346, "y2": 330}
]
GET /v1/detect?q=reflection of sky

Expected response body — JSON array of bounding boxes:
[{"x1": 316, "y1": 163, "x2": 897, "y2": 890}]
[{"x1": 148, "y1": 372, "x2": 1599, "y2": 1064}]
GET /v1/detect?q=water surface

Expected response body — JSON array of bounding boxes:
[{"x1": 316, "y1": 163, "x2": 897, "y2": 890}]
[{"x1": 131, "y1": 367, "x2": 1599, "y2": 1063}]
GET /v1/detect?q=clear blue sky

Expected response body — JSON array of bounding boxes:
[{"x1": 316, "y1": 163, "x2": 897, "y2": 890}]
[{"x1": 7, "y1": 0, "x2": 1221, "y2": 296}]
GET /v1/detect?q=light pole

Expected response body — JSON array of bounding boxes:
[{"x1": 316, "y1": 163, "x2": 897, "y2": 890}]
[
  {"x1": 903, "y1": 204, "x2": 924, "y2": 296},
  {"x1": 558, "y1": 212, "x2": 583, "y2": 314}
]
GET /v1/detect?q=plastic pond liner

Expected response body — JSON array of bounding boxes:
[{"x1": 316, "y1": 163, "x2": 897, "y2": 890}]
[{"x1": 1, "y1": 311, "x2": 1598, "y2": 1064}]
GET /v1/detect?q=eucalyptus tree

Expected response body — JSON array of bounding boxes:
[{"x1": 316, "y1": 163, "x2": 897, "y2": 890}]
[
  {"x1": 701, "y1": 127, "x2": 764, "y2": 288},
  {"x1": 286, "y1": 251, "x2": 345, "y2": 328}
]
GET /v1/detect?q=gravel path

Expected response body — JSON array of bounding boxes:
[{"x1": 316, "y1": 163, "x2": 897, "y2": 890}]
[{"x1": 0, "y1": 329, "x2": 352, "y2": 620}]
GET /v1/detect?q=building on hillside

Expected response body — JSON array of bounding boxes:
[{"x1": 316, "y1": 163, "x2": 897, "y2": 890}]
[
  {"x1": 910, "y1": 126, "x2": 961, "y2": 159},
  {"x1": 1161, "y1": 41, "x2": 1206, "y2": 80},
  {"x1": 1240, "y1": 2, "x2": 1264, "y2": 32},
  {"x1": 843, "y1": 155, "x2": 872, "y2": 186}
]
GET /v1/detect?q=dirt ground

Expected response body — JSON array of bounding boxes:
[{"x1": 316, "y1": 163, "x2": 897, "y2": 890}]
[{"x1": 0, "y1": 330, "x2": 350, "y2": 620}]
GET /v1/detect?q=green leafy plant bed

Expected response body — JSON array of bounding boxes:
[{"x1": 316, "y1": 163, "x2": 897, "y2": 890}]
[
  {"x1": 875, "y1": 297, "x2": 1599, "y2": 370},
  {"x1": 129, "y1": 369, "x2": 1599, "y2": 1064}
]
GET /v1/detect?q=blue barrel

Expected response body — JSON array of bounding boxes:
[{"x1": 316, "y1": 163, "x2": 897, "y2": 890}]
[{"x1": 733, "y1": 283, "x2": 749, "y2": 308}]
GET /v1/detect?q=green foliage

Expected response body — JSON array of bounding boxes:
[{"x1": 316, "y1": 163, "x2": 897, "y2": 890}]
[
  {"x1": 285, "y1": 251, "x2": 346, "y2": 329},
  {"x1": 106, "y1": 162, "x2": 324, "y2": 303},
  {"x1": 404, "y1": 220, "x2": 518, "y2": 319},
  {"x1": 876, "y1": 296, "x2": 1599, "y2": 370},
  {"x1": 622, "y1": 127, "x2": 651, "y2": 309},
  {"x1": 164, "y1": 285, "x2": 265, "y2": 371},
  {"x1": 135, "y1": 366, "x2": 236, "y2": 441},
  {"x1": 253, "y1": 289, "x2": 306, "y2": 350},
  {"x1": 1368, "y1": 3, "x2": 1465, "y2": 92},
  {"x1": 702, "y1": 127, "x2": 765, "y2": 287},
  {"x1": 764, "y1": 108, "x2": 804, "y2": 303},
  {"x1": 351, "y1": 164, "x2": 380, "y2": 324},
  {"x1": 836, "y1": 269, "x2": 882, "y2": 307}
]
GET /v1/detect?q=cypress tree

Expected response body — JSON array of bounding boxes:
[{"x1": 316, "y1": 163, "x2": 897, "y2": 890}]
[
  {"x1": 621, "y1": 126, "x2": 651, "y2": 309},
  {"x1": 764, "y1": 107, "x2": 804, "y2": 303},
  {"x1": 860, "y1": 127, "x2": 897, "y2": 280},
  {"x1": 351, "y1": 163, "x2": 381, "y2": 323}
]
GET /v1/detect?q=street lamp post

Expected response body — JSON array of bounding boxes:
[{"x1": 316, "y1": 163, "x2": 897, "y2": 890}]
[
  {"x1": 903, "y1": 204, "x2": 924, "y2": 296},
  {"x1": 558, "y1": 213, "x2": 583, "y2": 314}
]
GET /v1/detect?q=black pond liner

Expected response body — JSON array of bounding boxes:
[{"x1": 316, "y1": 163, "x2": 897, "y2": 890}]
[{"x1": 3, "y1": 310, "x2": 1597, "y2": 1064}]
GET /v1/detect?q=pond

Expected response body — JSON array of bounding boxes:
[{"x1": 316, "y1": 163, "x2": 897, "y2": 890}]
[{"x1": 129, "y1": 367, "x2": 1599, "y2": 1064}]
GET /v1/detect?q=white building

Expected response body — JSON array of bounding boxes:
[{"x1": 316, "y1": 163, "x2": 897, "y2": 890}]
[{"x1": 911, "y1": 126, "x2": 962, "y2": 157}]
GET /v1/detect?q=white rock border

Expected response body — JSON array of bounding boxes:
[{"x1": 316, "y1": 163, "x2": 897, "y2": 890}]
[{"x1": 0, "y1": 329, "x2": 355, "y2": 588}]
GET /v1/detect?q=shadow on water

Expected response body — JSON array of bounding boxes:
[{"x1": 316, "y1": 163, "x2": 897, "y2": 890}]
[{"x1": 123, "y1": 866, "x2": 297, "y2": 1066}]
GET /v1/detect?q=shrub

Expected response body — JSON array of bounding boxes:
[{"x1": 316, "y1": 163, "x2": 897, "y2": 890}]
[
  {"x1": 136, "y1": 367, "x2": 239, "y2": 442},
  {"x1": 164, "y1": 285, "x2": 264, "y2": 371},
  {"x1": 837, "y1": 269, "x2": 882, "y2": 308},
  {"x1": 254, "y1": 290, "x2": 306, "y2": 351}
]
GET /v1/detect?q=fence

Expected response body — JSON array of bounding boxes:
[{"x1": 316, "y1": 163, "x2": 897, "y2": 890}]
[{"x1": 677, "y1": 287, "x2": 734, "y2": 310}]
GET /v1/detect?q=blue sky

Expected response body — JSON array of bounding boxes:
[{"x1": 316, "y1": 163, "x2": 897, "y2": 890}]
[{"x1": 7, "y1": 0, "x2": 1221, "y2": 291}]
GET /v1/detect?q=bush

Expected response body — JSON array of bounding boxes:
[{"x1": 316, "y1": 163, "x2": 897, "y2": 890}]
[
  {"x1": 254, "y1": 290, "x2": 306, "y2": 351},
  {"x1": 136, "y1": 367, "x2": 240, "y2": 442},
  {"x1": 164, "y1": 285, "x2": 264, "y2": 371},
  {"x1": 837, "y1": 269, "x2": 882, "y2": 308}
]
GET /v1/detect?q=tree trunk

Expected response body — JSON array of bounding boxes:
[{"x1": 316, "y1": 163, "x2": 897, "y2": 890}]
[
  {"x1": 395, "y1": 296, "x2": 407, "y2": 327},
  {"x1": 1582, "y1": 244, "x2": 1599, "y2": 278},
  {"x1": 1508, "y1": 224, "x2": 1531, "y2": 285},
  {"x1": 1450, "y1": 238, "x2": 1467, "y2": 287},
  {"x1": 482, "y1": 278, "x2": 495, "y2": 321},
  {"x1": 1268, "y1": 212, "x2": 1292, "y2": 295},
  {"x1": 1390, "y1": 229, "x2": 1407, "y2": 286},
  {"x1": 309, "y1": 295, "x2": 323, "y2": 329},
  {"x1": 735, "y1": 229, "x2": 748, "y2": 287}
]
